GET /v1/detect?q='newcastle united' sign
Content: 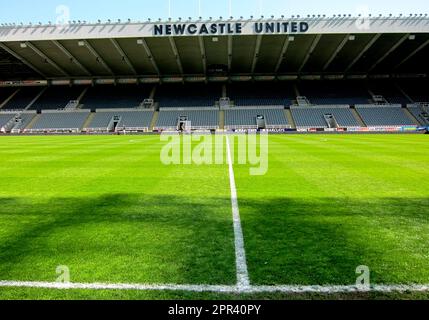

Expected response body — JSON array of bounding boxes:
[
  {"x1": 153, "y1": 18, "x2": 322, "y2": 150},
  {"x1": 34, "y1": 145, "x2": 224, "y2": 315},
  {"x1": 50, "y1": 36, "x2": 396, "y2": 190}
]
[{"x1": 153, "y1": 21, "x2": 309, "y2": 36}]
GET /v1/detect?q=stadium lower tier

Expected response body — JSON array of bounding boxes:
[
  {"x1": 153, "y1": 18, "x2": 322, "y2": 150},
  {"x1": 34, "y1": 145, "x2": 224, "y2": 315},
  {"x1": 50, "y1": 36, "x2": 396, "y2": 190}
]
[{"x1": 0, "y1": 104, "x2": 427, "y2": 134}]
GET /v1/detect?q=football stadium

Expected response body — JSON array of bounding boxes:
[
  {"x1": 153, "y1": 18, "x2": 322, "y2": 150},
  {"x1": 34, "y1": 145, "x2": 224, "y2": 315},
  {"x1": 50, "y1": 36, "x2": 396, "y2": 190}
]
[{"x1": 0, "y1": 1, "x2": 429, "y2": 302}]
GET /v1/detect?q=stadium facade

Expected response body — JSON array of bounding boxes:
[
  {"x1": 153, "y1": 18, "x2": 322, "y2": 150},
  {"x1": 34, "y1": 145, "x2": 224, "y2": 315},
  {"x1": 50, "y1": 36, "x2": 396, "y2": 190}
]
[{"x1": 0, "y1": 15, "x2": 428, "y2": 134}]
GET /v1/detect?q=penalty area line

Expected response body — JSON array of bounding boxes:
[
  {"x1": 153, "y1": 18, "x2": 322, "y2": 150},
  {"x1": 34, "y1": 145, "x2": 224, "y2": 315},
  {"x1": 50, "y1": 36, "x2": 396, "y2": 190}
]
[{"x1": 0, "y1": 281, "x2": 429, "y2": 294}]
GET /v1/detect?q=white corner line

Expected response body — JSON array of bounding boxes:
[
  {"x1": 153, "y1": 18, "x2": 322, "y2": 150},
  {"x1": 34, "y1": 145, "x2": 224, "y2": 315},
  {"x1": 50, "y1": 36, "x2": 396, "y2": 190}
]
[{"x1": 226, "y1": 136, "x2": 250, "y2": 289}]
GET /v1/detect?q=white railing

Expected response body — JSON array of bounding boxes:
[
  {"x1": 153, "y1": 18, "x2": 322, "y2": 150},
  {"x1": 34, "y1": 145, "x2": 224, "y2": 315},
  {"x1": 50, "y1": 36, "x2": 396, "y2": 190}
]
[
  {"x1": 219, "y1": 97, "x2": 231, "y2": 108},
  {"x1": 0, "y1": 109, "x2": 24, "y2": 113},
  {"x1": 355, "y1": 104, "x2": 402, "y2": 108},
  {"x1": 64, "y1": 100, "x2": 80, "y2": 110},
  {"x1": 139, "y1": 99, "x2": 154, "y2": 109},
  {"x1": 296, "y1": 96, "x2": 311, "y2": 106},
  {"x1": 372, "y1": 95, "x2": 388, "y2": 104}
]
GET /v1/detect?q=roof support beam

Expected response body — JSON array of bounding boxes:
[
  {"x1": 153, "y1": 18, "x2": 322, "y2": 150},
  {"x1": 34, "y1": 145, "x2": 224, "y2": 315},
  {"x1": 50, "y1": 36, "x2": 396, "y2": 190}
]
[
  {"x1": 274, "y1": 36, "x2": 291, "y2": 74},
  {"x1": 198, "y1": 37, "x2": 207, "y2": 75},
  {"x1": 251, "y1": 35, "x2": 263, "y2": 74},
  {"x1": 139, "y1": 38, "x2": 160, "y2": 76},
  {"x1": 25, "y1": 41, "x2": 69, "y2": 76},
  {"x1": 110, "y1": 39, "x2": 137, "y2": 75},
  {"x1": 51, "y1": 40, "x2": 91, "y2": 76},
  {"x1": 82, "y1": 40, "x2": 114, "y2": 75},
  {"x1": 168, "y1": 37, "x2": 183, "y2": 75},
  {"x1": 394, "y1": 38, "x2": 429, "y2": 70},
  {"x1": 323, "y1": 34, "x2": 350, "y2": 71},
  {"x1": 367, "y1": 34, "x2": 410, "y2": 73},
  {"x1": 227, "y1": 36, "x2": 233, "y2": 72},
  {"x1": 345, "y1": 34, "x2": 381, "y2": 73},
  {"x1": 0, "y1": 42, "x2": 46, "y2": 77},
  {"x1": 298, "y1": 34, "x2": 322, "y2": 73}
]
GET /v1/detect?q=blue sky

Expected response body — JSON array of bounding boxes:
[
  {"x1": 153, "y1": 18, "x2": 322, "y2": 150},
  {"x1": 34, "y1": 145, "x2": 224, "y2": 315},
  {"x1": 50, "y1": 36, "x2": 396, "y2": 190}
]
[{"x1": 0, "y1": 0, "x2": 427, "y2": 24}]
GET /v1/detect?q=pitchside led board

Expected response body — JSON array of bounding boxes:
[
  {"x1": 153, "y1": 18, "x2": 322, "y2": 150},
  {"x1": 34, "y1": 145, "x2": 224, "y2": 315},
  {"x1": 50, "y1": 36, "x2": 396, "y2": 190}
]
[{"x1": 153, "y1": 21, "x2": 310, "y2": 36}]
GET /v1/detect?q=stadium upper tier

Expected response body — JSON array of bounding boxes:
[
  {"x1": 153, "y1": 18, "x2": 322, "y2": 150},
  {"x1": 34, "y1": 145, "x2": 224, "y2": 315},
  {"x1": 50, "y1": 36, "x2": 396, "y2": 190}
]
[
  {"x1": 31, "y1": 86, "x2": 84, "y2": 110},
  {"x1": 228, "y1": 82, "x2": 295, "y2": 107},
  {"x1": 80, "y1": 85, "x2": 151, "y2": 109},
  {"x1": 0, "y1": 80, "x2": 427, "y2": 111},
  {"x1": 0, "y1": 79, "x2": 429, "y2": 110},
  {"x1": 156, "y1": 83, "x2": 221, "y2": 108},
  {"x1": 298, "y1": 80, "x2": 372, "y2": 105},
  {"x1": 397, "y1": 79, "x2": 429, "y2": 103},
  {"x1": 368, "y1": 80, "x2": 412, "y2": 105},
  {"x1": 1, "y1": 87, "x2": 44, "y2": 110}
]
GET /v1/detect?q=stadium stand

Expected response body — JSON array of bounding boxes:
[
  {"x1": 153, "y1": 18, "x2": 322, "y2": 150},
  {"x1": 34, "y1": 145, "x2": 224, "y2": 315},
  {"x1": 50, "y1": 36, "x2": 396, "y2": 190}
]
[
  {"x1": 85, "y1": 111, "x2": 154, "y2": 132},
  {"x1": 2, "y1": 87, "x2": 44, "y2": 110},
  {"x1": 155, "y1": 84, "x2": 221, "y2": 108},
  {"x1": 80, "y1": 85, "x2": 150, "y2": 109},
  {"x1": 0, "y1": 15, "x2": 427, "y2": 135},
  {"x1": 224, "y1": 108, "x2": 289, "y2": 129},
  {"x1": 0, "y1": 113, "x2": 14, "y2": 129},
  {"x1": 298, "y1": 81, "x2": 372, "y2": 105},
  {"x1": 399, "y1": 79, "x2": 429, "y2": 103},
  {"x1": 155, "y1": 109, "x2": 219, "y2": 130},
  {"x1": 13, "y1": 113, "x2": 36, "y2": 131},
  {"x1": 227, "y1": 82, "x2": 294, "y2": 107},
  {"x1": 355, "y1": 105, "x2": 416, "y2": 127},
  {"x1": 368, "y1": 81, "x2": 411, "y2": 105},
  {"x1": 407, "y1": 104, "x2": 429, "y2": 125},
  {"x1": 291, "y1": 106, "x2": 360, "y2": 128},
  {"x1": 5, "y1": 112, "x2": 37, "y2": 133},
  {"x1": 30, "y1": 86, "x2": 84, "y2": 110},
  {"x1": 27, "y1": 111, "x2": 90, "y2": 132}
]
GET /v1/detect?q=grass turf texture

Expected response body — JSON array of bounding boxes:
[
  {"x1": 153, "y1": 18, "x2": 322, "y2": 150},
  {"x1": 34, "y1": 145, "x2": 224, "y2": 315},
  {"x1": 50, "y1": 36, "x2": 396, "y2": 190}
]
[{"x1": 0, "y1": 134, "x2": 428, "y2": 300}]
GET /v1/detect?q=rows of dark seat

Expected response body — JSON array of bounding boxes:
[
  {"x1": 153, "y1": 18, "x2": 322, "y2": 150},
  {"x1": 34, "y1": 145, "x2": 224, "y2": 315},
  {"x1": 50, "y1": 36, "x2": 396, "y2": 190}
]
[
  {"x1": 2, "y1": 87, "x2": 44, "y2": 110},
  {"x1": 398, "y1": 79, "x2": 429, "y2": 103},
  {"x1": 155, "y1": 83, "x2": 221, "y2": 108},
  {"x1": 80, "y1": 85, "x2": 150, "y2": 109},
  {"x1": 298, "y1": 80, "x2": 372, "y2": 105},
  {"x1": 355, "y1": 105, "x2": 416, "y2": 127},
  {"x1": 155, "y1": 109, "x2": 219, "y2": 129},
  {"x1": 0, "y1": 81, "x2": 428, "y2": 111},
  {"x1": 31, "y1": 86, "x2": 84, "y2": 110},
  {"x1": 224, "y1": 109, "x2": 289, "y2": 129},
  {"x1": 228, "y1": 82, "x2": 294, "y2": 106},
  {"x1": 368, "y1": 80, "x2": 411, "y2": 105},
  {"x1": 85, "y1": 111, "x2": 153, "y2": 130},
  {"x1": 0, "y1": 87, "x2": 17, "y2": 106},
  {"x1": 291, "y1": 106, "x2": 361, "y2": 128},
  {"x1": 1, "y1": 105, "x2": 426, "y2": 132},
  {"x1": 30, "y1": 112, "x2": 90, "y2": 131}
]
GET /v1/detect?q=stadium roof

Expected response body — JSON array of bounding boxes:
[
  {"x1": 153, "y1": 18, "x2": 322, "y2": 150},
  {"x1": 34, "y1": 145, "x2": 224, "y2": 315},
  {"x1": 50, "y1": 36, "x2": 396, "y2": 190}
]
[{"x1": 0, "y1": 15, "x2": 428, "y2": 81}]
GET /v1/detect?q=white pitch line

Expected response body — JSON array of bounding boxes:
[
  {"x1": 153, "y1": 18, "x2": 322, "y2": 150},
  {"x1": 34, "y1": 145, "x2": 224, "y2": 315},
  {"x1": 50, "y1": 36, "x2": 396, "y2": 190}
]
[
  {"x1": 1, "y1": 281, "x2": 429, "y2": 294},
  {"x1": 226, "y1": 136, "x2": 250, "y2": 289}
]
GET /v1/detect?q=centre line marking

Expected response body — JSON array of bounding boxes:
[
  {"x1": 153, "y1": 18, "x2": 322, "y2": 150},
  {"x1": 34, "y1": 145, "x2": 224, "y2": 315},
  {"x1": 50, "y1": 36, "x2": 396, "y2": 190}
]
[{"x1": 226, "y1": 135, "x2": 250, "y2": 289}]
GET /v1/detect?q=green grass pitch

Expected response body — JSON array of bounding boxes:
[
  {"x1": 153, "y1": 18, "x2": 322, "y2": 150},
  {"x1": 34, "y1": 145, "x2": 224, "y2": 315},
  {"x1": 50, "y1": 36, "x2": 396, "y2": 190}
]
[{"x1": 0, "y1": 134, "x2": 428, "y2": 300}]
